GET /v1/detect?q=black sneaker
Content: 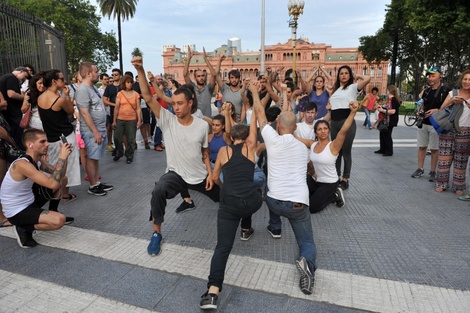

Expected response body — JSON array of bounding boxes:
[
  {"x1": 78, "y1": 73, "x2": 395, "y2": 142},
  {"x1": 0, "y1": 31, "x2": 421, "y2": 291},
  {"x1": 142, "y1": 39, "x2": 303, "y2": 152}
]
[
  {"x1": 267, "y1": 225, "x2": 281, "y2": 239},
  {"x1": 240, "y1": 228, "x2": 254, "y2": 241},
  {"x1": 126, "y1": 158, "x2": 132, "y2": 164},
  {"x1": 335, "y1": 187, "x2": 345, "y2": 208},
  {"x1": 296, "y1": 256, "x2": 314, "y2": 295},
  {"x1": 112, "y1": 155, "x2": 121, "y2": 162},
  {"x1": 98, "y1": 182, "x2": 114, "y2": 191},
  {"x1": 12, "y1": 225, "x2": 37, "y2": 248},
  {"x1": 429, "y1": 171, "x2": 436, "y2": 182},
  {"x1": 88, "y1": 185, "x2": 107, "y2": 196},
  {"x1": 411, "y1": 168, "x2": 424, "y2": 178},
  {"x1": 338, "y1": 180, "x2": 349, "y2": 190},
  {"x1": 200, "y1": 291, "x2": 218, "y2": 310},
  {"x1": 64, "y1": 216, "x2": 75, "y2": 225},
  {"x1": 175, "y1": 200, "x2": 195, "y2": 213}
]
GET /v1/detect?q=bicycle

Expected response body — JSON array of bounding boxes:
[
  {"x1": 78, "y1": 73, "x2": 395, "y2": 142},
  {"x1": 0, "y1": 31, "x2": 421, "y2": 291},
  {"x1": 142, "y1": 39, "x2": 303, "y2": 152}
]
[{"x1": 403, "y1": 100, "x2": 422, "y2": 127}]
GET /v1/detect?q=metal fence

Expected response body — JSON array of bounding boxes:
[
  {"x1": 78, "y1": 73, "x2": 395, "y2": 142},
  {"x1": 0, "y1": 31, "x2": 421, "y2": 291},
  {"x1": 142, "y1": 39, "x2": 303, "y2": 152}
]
[{"x1": 0, "y1": 3, "x2": 67, "y2": 79}]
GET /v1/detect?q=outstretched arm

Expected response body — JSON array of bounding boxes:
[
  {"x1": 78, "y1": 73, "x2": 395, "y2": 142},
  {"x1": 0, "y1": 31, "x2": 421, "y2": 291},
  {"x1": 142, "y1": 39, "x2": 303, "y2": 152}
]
[
  {"x1": 249, "y1": 81, "x2": 268, "y2": 132},
  {"x1": 355, "y1": 74, "x2": 371, "y2": 91},
  {"x1": 330, "y1": 101, "x2": 359, "y2": 154},
  {"x1": 131, "y1": 56, "x2": 162, "y2": 118},
  {"x1": 183, "y1": 46, "x2": 193, "y2": 85}
]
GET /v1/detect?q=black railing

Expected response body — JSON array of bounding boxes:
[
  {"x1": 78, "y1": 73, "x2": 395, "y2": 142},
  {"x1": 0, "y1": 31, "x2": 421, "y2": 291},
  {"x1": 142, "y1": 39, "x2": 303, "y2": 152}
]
[{"x1": 0, "y1": 3, "x2": 67, "y2": 79}]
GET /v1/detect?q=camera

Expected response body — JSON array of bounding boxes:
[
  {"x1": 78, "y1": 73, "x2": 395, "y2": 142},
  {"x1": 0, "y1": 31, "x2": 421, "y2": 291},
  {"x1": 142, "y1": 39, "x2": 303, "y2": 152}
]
[
  {"x1": 60, "y1": 134, "x2": 68, "y2": 144},
  {"x1": 416, "y1": 111, "x2": 426, "y2": 128}
]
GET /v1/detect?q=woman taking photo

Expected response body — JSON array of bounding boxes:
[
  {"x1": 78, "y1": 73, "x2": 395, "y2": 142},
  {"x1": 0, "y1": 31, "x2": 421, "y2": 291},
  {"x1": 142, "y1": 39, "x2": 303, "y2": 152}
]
[
  {"x1": 112, "y1": 75, "x2": 142, "y2": 164},
  {"x1": 329, "y1": 65, "x2": 370, "y2": 190},
  {"x1": 375, "y1": 85, "x2": 400, "y2": 156}
]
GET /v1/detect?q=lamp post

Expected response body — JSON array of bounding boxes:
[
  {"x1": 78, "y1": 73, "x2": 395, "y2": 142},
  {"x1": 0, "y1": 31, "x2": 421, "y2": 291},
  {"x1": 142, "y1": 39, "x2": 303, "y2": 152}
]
[{"x1": 288, "y1": 0, "x2": 304, "y2": 87}]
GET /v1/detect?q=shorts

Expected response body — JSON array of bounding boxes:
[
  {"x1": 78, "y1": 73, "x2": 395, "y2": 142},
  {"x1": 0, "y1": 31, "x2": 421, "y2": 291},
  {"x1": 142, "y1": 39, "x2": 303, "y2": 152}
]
[
  {"x1": 7, "y1": 184, "x2": 52, "y2": 227},
  {"x1": 417, "y1": 124, "x2": 438, "y2": 149},
  {"x1": 75, "y1": 133, "x2": 85, "y2": 149},
  {"x1": 141, "y1": 108, "x2": 150, "y2": 124},
  {"x1": 106, "y1": 115, "x2": 112, "y2": 126},
  {"x1": 81, "y1": 130, "x2": 107, "y2": 160}
]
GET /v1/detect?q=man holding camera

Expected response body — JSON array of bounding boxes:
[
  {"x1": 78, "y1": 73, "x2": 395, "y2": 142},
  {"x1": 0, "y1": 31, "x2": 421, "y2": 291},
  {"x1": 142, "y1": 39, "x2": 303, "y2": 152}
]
[
  {"x1": 0, "y1": 129, "x2": 73, "y2": 248},
  {"x1": 411, "y1": 67, "x2": 450, "y2": 181}
]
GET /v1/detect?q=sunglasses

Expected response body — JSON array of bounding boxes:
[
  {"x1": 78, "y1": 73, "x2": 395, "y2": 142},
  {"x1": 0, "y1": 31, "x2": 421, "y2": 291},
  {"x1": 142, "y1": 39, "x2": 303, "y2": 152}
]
[{"x1": 112, "y1": 73, "x2": 120, "y2": 76}]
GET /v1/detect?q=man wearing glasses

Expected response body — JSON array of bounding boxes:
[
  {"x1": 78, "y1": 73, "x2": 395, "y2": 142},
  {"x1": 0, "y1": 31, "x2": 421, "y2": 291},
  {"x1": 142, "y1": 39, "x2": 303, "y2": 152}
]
[
  {"x1": 103, "y1": 69, "x2": 122, "y2": 152},
  {"x1": 411, "y1": 67, "x2": 450, "y2": 181}
]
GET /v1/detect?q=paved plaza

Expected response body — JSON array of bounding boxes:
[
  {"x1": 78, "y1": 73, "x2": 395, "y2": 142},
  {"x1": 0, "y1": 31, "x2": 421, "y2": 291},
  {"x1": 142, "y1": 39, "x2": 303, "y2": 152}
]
[{"x1": 0, "y1": 113, "x2": 469, "y2": 313}]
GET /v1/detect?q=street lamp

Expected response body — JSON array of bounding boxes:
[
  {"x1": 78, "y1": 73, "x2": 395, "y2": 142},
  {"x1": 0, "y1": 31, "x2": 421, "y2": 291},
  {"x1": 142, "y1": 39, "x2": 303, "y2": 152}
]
[{"x1": 287, "y1": 0, "x2": 304, "y2": 86}]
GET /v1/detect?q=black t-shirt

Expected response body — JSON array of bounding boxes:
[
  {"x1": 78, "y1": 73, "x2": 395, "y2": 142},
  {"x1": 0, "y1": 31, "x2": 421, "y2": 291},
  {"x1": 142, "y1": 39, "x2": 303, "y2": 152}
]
[
  {"x1": 0, "y1": 73, "x2": 22, "y2": 118},
  {"x1": 103, "y1": 83, "x2": 121, "y2": 116},
  {"x1": 422, "y1": 85, "x2": 450, "y2": 125}
]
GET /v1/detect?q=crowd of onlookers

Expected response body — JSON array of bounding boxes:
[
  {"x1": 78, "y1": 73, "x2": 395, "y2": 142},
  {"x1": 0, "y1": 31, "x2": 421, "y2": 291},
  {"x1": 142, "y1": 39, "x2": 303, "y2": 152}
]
[{"x1": 0, "y1": 57, "x2": 468, "y2": 309}]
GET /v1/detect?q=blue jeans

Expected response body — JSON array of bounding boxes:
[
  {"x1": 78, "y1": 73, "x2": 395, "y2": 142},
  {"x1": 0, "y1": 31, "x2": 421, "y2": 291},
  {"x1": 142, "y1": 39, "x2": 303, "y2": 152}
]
[
  {"x1": 153, "y1": 126, "x2": 162, "y2": 147},
  {"x1": 266, "y1": 196, "x2": 316, "y2": 272},
  {"x1": 253, "y1": 165, "x2": 266, "y2": 188},
  {"x1": 363, "y1": 108, "x2": 372, "y2": 128}
]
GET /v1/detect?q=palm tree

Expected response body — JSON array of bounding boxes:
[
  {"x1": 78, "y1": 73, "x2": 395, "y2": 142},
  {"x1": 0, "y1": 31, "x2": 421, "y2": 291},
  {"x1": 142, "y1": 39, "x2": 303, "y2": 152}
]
[{"x1": 97, "y1": 0, "x2": 138, "y2": 71}]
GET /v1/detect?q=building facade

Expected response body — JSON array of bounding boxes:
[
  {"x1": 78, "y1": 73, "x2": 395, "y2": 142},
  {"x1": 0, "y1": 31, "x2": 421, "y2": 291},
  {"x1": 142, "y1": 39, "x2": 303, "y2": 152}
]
[{"x1": 162, "y1": 38, "x2": 389, "y2": 94}]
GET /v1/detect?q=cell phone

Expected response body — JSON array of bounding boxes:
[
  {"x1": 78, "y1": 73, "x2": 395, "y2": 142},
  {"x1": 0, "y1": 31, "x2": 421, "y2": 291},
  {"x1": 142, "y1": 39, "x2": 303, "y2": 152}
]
[{"x1": 60, "y1": 134, "x2": 68, "y2": 144}]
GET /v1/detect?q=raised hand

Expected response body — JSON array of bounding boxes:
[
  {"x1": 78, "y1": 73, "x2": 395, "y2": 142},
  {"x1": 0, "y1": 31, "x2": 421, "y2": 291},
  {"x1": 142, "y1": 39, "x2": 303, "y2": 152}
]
[{"x1": 131, "y1": 56, "x2": 143, "y2": 70}]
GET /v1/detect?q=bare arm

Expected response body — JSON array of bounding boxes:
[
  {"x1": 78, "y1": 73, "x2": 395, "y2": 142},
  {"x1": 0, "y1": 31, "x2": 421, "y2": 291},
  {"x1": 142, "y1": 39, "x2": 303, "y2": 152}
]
[
  {"x1": 183, "y1": 46, "x2": 193, "y2": 85},
  {"x1": 7, "y1": 89, "x2": 24, "y2": 101},
  {"x1": 355, "y1": 74, "x2": 371, "y2": 91},
  {"x1": 249, "y1": 81, "x2": 268, "y2": 132},
  {"x1": 202, "y1": 147, "x2": 214, "y2": 190},
  {"x1": 246, "y1": 105, "x2": 258, "y2": 150},
  {"x1": 20, "y1": 93, "x2": 30, "y2": 114},
  {"x1": 202, "y1": 48, "x2": 217, "y2": 87},
  {"x1": 131, "y1": 56, "x2": 162, "y2": 118}
]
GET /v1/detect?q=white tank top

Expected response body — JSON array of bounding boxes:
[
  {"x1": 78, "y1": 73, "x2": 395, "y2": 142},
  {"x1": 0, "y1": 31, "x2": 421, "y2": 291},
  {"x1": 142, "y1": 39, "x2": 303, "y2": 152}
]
[
  {"x1": 0, "y1": 158, "x2": 35, "y2": 218},
  {"x1": 310, "y1": 142, "x2": 339, "y2": 183}
]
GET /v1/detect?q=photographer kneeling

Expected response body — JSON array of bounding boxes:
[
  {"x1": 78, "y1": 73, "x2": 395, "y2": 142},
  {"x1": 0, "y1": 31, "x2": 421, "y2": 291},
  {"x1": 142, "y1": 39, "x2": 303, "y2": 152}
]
[{"x1": 0, "y1": 128, "x2": 74, "y2": 248}]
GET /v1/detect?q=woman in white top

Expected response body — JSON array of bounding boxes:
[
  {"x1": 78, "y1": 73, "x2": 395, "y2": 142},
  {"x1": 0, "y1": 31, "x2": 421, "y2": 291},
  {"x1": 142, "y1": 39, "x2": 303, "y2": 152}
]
[
  {"x1": 298, "y1": 101, "x2": 359, "y2": 213},
  {"x1": 435, "y1": 69, "x2": 470, "y2": 197},
  {"x1": 329, "y1": 65, "x2": 370, "y2": 190},
  {"x1": 20, "y1": 74, "x2": 45, "y2": 130}
]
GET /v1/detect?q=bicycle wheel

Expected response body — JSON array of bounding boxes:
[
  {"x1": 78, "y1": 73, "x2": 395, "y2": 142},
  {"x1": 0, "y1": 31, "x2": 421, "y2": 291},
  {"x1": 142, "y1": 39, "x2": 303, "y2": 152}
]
[{"x1": 404, "y1": 110, "x2": 417, "y2": 126}]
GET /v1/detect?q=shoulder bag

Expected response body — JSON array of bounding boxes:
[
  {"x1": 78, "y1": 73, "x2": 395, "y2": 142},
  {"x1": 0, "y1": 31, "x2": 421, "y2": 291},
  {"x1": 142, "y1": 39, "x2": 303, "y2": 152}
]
[{"x1": 19, "y1": 105, "x2": 32, "y2": 129}]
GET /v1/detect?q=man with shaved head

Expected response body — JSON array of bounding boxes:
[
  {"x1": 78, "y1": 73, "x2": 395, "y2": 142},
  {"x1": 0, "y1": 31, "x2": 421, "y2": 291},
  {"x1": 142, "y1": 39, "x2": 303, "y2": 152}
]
[{"x1": 250, "y1": 81, "x2": 316, "y2": 295}]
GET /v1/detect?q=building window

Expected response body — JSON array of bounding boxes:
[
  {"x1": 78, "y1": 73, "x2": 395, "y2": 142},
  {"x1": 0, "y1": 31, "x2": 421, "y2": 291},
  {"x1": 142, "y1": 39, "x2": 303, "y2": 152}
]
[
  {"x1": 302, "y1": 70, "x2": 306, "y2": 79},
  {"x1": 370, "y1": 68, "x2": 375, "y2": 77},
  {"x1": 174, "y1": 71, "x2": 178, "y2": 78},
  {"x1": 224, "y1": 70, "x2": 228, "y2": 78},
  {"x1": 255, "y1": 70, "x2": 259, "y2": 77},
  {"x1": 378, "y1": 68, "x2": 383, "y2": 77}
]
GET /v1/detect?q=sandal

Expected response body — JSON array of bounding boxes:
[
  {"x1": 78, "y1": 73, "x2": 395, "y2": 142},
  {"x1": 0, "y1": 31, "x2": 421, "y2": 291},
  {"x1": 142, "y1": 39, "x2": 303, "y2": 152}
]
[
  {"x1": 455, "y1": 190, "x2": 464, "y2": 196},
  {"x1": 0, "y1": 220, "x2": 12, "y2": 228},
  {"x1": 62, "y1": 193, "x2": 78, "y2": 203},
  {"x1": 458, "y1": 194, "x2": 470, "y2": 201},
  {"x1": 435, "y1": 187, "x2": 445, "y2": 192}
]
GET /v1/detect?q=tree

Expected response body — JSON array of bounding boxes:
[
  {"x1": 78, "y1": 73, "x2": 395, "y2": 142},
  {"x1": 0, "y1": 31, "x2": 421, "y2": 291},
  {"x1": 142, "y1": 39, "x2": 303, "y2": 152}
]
[
  {"x1": 359, "y1": 0, "x2": 470, "y2": 99},
  {"x1": 97, "y1": 0, "x2": 138, "y2": 72},
  {"x1": 5, "y1": 0, "x2": 118, "y2": 76}
]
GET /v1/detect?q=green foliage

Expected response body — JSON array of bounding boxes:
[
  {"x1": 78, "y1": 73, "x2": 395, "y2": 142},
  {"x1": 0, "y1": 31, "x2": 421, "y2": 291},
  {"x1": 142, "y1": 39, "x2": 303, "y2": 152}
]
[
  {"x1": 5, "y1": 0, "x2": 118, "y2": 75},
  {"x1": 131, "y1": 47, "x2": 143, "y2": 57},
  {"x1": 359, "y1": 0, "x2": 470, "y2": 98}
]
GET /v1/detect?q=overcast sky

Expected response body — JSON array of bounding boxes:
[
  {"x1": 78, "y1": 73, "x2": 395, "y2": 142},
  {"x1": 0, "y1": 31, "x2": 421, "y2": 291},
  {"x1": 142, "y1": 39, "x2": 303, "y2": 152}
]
[{"x1": 91, "y1": 0, "x2": 391, "y2": 75}]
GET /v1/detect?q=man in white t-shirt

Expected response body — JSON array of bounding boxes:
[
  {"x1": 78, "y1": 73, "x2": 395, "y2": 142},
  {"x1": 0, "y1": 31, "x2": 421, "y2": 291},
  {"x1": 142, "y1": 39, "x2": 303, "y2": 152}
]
[
  {"x1": 132, "y1": 56, "x2": 220, "y2": 257},
  {"x1": 294, "y1": 102, "x2": 318, "y2": 140},
  {"x1": 250, "y1": 81, "x2": 316, "y2": 295}
]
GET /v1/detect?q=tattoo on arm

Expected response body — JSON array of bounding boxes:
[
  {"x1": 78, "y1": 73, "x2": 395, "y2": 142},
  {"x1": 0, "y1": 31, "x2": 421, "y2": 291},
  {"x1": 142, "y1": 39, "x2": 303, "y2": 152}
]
[
  {"x1": 43, "y1": 163, "x2": 55, "y2": 175},
  {"x1": 51, "y1": 158, "x2": 66, "y2": 183}
]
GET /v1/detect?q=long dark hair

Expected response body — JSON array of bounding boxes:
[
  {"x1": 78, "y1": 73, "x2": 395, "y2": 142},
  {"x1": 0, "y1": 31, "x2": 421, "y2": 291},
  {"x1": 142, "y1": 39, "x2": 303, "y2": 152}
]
[
  {"x1": 28, "y1": 73, "x2": 44, "y2": 108},
  {"x1": 333, "y1": 65, "x2": 354, "y2": 93}
]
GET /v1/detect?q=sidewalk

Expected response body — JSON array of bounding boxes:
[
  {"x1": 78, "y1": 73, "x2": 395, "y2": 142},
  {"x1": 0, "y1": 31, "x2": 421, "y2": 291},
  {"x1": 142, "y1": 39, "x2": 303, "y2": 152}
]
[{"x1": 0, "y1": 113, "x2": 469, "y2": 313}]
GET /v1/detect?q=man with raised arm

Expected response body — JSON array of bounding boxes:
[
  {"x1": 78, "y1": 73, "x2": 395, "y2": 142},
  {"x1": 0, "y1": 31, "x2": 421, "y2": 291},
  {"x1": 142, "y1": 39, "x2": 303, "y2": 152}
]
[
  {"x1": 250, "y1": 80, "x2": 316, "y2": 295},
  {"x1": 131, "y1": 55, "x2": 220, "y2": 256},
  {"x1": 0, "y1": 129, "x2": 73, "y2": 248},
  {"x1": 183, "y1": 46, "x2": 215, "y2": 118}
]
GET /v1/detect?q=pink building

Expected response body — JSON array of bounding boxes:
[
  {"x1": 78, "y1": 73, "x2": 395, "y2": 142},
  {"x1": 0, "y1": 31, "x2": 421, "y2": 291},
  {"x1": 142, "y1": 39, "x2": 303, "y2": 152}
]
[{"x1": 162, "y1": 38, "x2": 389, "y2": 94}]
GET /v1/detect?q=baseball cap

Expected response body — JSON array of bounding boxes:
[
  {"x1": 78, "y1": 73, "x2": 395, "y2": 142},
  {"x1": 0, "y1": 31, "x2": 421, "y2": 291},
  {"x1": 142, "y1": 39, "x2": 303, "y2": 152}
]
[
  {"x1": 426, "y1": 66, "x2": 442, "y2": 75},
  {"x1": 14, "y1": 66, "x2": 31, "y2": 79}
]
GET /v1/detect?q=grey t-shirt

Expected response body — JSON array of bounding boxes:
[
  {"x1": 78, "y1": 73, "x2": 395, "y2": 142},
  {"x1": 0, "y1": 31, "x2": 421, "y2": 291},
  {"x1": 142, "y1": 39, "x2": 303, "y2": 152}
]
[
  {"x1": 157, "y1": 108, "x2": 209, "y2": 184},
  {"x1": 221, "y1": 84, "x2": 243, "y2": 120},
  {"x1": 191, "y1": 81, "x2": 214, "y2": 118},
  {"x1": 75, "y1": 84, "x2": 106, "y2": 133}
]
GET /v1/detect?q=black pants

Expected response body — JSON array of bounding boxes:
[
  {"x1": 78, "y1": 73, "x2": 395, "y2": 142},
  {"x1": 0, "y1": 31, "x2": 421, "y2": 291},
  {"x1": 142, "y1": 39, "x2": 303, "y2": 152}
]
[
  {"x1": 150, "y1": 171, "x2": 220, "y2": 224},
  {"x1": 207, "y1": 191, "x2": 262, "y2": 291},
  {"x1": 307, "y1": 175, "x2": 338, "y2": 214},
  {"x1": 330, "y1": 118, "x2": 356, "y2": 179},
  {"x1": 379, "y1": 126, "x2": 394, "y2": 154}
]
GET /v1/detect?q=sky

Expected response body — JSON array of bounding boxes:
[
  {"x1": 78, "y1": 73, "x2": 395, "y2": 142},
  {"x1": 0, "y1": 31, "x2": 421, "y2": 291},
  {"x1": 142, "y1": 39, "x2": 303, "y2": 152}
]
[{"x1": 90, "y1": 0, "x2": 392, "y2": 75}]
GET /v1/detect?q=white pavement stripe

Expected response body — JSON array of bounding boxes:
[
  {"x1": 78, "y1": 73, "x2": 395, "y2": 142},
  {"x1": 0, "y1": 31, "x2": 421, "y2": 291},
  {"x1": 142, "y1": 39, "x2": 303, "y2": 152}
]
[
  {"x1": 354, "y1": 139, "x2": 417, "y2": 143},
  {"x1": 0, "y1": 269, "x2": 157, "y2": 313},
  {"x1": 353, "y1": 144, "x2": 416, "y2": 148},
  {"x1": 1, "y1": 227, "x2": 470, "y2": 313}
]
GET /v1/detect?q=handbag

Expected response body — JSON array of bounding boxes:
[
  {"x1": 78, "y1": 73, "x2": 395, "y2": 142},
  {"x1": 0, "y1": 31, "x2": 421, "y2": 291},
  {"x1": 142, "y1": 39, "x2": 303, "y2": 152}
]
[
  {"x1": 19, "y1": 105, "x2": 32, "y2": 129},
  {"x1": 429, "y1": 90, "x2": 463, "y2": 134},
  {"x1": 377, "y1": 108, "x2": 389, "y2": 132},
  {"x1": 2, "y1": 141, "x2": 24, "y2": 163}
]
